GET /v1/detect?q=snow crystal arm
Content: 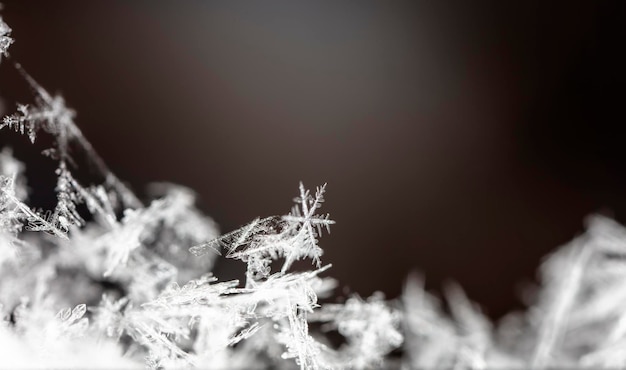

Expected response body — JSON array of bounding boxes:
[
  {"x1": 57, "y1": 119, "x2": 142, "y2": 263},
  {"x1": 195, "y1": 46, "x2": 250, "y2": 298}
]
[
  {"x1": 4, "y1": 63, "x2": 142, "y2": 210},
  {"x1": 52, "y1": 161, "x2": 86, "y2": 231},
  {"x1": 1, "y1": 176, "x2": 68, "y2": 239},
  {"x1": 189, "y1": 216, "x2": 278, "y2": 257},
  {"x1": 531, "y1": 237, "x2": 592, "y2": 369},
  {"x1": 279, "y1": 183, "x2": 334, "y2": 273}
]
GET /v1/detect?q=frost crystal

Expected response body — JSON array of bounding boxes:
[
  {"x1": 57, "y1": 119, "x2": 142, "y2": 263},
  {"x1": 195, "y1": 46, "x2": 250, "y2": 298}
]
[
  {"x1": 0, "y1": 16, "x2": 12, "y2": 60},
  {"x1": 191, "y1": 183, "x2": 335, "y2": 287},
  {"x1": 3, "y1": 10, "x2": 626, "y2": 370}
]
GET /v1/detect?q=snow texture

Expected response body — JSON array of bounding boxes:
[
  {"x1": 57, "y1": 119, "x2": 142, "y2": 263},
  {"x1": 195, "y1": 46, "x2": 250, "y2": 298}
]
[{"x1": 2, "y1": 12, "x2": 626, "y2": 370}]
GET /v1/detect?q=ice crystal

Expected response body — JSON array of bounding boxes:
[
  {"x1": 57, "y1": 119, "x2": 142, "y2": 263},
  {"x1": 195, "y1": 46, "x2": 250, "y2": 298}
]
[
  {"x1": 191, "y1": 183, "x2": 334, "y2": 278},
  {"x1": 3, "y1": 10, "x2": 626, "y2": 370},
  {"x1": 0, "y1": 16, "x2": 12, "y2": 60}
]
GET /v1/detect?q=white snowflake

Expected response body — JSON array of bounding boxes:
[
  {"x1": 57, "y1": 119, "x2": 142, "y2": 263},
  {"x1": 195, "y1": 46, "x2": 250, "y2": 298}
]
[{"x1": 0, "y1": 16, "x2": 12, "y2": 60}]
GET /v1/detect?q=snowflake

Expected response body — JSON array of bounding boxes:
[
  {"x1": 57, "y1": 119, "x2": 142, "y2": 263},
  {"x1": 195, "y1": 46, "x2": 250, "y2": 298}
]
[{"x1": 0, "y1": 16, "x2": 12, "y2": 60}]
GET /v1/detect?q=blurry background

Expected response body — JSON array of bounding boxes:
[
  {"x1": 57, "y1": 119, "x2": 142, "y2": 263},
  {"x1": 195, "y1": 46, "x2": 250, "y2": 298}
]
[{"x1": 0, "y1": 1, "x2": 624, "y2": 319}]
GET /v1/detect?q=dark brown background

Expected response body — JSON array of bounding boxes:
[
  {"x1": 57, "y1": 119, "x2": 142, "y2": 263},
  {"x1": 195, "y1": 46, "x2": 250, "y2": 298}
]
[{"x1": 1, "y1": 1, "x2": 624, "y2": 319}]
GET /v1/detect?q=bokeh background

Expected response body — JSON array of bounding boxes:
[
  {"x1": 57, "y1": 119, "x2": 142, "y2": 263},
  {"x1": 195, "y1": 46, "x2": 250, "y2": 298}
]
[{"x1": 0, "y1": 1, "x2": 624, "y2": 319}]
